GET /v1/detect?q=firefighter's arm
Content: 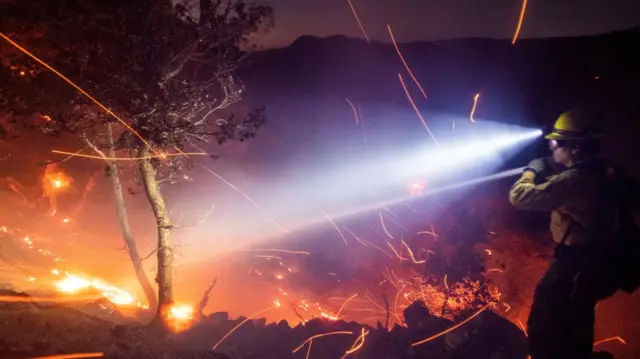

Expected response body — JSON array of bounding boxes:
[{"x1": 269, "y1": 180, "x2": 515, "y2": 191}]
[{"x1": 509, "y1": 170, "x2": 573, "y2": 211}]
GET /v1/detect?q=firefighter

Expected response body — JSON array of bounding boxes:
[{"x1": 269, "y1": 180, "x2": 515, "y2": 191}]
[{"x1": 509, "y1": 110, "x2": 626, "y2": 359}]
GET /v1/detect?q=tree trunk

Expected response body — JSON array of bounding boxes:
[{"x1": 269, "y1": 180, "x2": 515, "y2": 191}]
[
  {"x1": 138, "y1": 146, "x2": 174, "y2": 326},
  {"x1": 105, "y1": 126, "x2": 158, "y2": 315}
]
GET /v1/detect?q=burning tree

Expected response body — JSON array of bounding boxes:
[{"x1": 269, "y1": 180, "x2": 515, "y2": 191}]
[{"x1": 0, "y1": 0, "x2": 273, "y2": 328}]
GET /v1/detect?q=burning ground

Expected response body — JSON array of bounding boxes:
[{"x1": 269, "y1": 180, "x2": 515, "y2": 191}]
[{"x1": 0, "y1": 173, "x2": 636, "y2": 358}]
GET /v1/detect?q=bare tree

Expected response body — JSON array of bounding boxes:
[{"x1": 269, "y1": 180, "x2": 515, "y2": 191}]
[
  {"x1": 1, "y1": 0, "x2": 272, "y2": 328},
  {"x1": 84, "y1": 124, "x2": 158, "y2": 315}
]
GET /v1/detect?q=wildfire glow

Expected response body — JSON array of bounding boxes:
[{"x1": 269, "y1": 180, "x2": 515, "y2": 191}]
[
  {"x1": 0, "y1": 32, "x2": 156, "y2": 153},
  {"x1": 1, "y1": 225, "x2": 144, "y2": 309}
]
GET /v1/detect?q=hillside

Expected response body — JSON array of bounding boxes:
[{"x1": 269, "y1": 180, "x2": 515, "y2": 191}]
[{"x1": 236, "y1": 28, "x2": 640, "y2": 174}]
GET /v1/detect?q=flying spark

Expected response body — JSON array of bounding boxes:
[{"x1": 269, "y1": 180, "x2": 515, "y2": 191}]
[
  {"x1": 335, "y1": 294, "x2": 359, "y2": 317},
  {"x1": 401, "y1": 241, "x2": 425, "y2": 264},
  {"x1": 470, "y1": 93, "x2": 480, "y2": 122},
  {"x1": 387, "y1": 242, "x2": 408, "y2": 262},
  {"x1": 343, "y1": 227, "x2": 370, "y2": 247},
  {"x1": 0, "y1": 32, "x2": 156, "y2": 153},
  {"x1": 594, "y1": 336, "x2": 627, "y2": 346},
  {"x1": 198, "y1": 163, "x2": 289, "y2": 233},
  {"x1": 398, "y1": 73, "x2": 439, "y2": 146},
  {"x1": 512, "y1": 0, "x2": 528, "y2": 44},
  {"x1": 346, "y1": 0, "x2": 370, "y2": 44},
  {"x1": 412, "y1": 304, "x2": 492, "y2": 346},
  {"x1": 51, "y1": 150, "x2": 207, "y2": 161},
  {"x1": 212, "y1": 306, "x2": 276, "y2": 351},
  {"x1": 387, "y1": 25, "x2": 427, "y2": 98},
  {"x1": 345, "y1": 97, "x2": 359, "y2": 124},
  {"x1": 378, "y1": 212, "x2": 395, "y2": 239},
  {"x1": 29, "y1": 353, "x2": 104, "y2": 359},
  {"x1": 341, "y1": 327, "x2": 369, "y2": 359},
  {"x1": 293, "y1": 331, "x2": 354, "y2": 353},
  {"x1": 321, "y1": 209, "x2": 349, "y2": 245},
  {"x1": 305, "y1": 340, "x2": 313, "y2": 359},
  {"x1": 517, "y1": 319, "x2": 528, "y2": 337},
  {"x1": 242, "y1": 248, "x2": 310, "y2": 255}
]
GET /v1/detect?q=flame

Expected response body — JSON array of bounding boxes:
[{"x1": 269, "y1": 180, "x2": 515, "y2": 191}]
[
  {"x1": 55, "y1": 274, "x2": 135, "y2": 306},
  {"x1": 166, "y1": 303, "x2": 195, "y2": 332},
  {"x1": 3, "y1": 225, "x2": 145, "y2": 309},
  {"x1": 45, "y1": 171, "x2": 71, "y2": 191}
]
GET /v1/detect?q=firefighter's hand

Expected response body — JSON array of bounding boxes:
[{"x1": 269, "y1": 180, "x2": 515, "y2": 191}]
[{"x1": 525, "y1": 157, "x2": 549, "y2": 176}]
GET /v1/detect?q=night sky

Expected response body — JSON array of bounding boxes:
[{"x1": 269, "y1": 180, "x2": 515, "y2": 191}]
[{"x1": 257, "y1": 0, "x2": 640, "y2": 48}]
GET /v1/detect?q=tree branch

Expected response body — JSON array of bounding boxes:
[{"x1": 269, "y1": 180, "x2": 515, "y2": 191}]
[
  {"x1": 196, "y1": 277, "x2": 217, "y2": 320},
  {"x1": 173, "y1": 203, "x2": 215, "y2": 228}
]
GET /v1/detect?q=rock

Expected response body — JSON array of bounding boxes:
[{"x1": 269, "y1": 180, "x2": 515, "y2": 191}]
[{"x1": 207, "y1": 312, "x2": 228, "y2": 324}]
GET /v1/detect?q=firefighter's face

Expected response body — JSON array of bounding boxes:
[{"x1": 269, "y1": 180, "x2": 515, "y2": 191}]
[{"x1": 549, "y1": 140, "x2": 575, "y2": 166}]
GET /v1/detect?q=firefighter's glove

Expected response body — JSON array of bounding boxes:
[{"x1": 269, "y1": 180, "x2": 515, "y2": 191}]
[{"x1": 525, "y1": 157, "x2": 549, "y2": 176}]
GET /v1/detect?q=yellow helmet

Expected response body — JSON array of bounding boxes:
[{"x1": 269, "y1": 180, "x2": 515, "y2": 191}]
[{"x1": 545, "y1": 110, "x2": 604, "y2": 141}]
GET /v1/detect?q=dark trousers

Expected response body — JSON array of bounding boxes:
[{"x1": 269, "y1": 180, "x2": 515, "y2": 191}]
[{"x1": 527, "y1": 245, "x2": 602, "y2": 359}]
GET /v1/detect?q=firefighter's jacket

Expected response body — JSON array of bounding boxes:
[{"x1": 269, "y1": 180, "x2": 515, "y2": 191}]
[{"x1": 509, "y1": 160, "x2": 620, "y2": 246}]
